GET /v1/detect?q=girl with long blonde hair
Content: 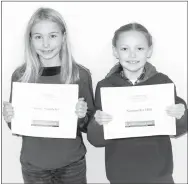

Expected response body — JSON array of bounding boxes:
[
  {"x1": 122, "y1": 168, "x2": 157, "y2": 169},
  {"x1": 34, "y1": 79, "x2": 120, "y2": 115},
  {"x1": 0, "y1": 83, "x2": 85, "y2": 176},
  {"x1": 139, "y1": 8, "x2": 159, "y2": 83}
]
[{"x1": 3, "y1": 7, "x2": 94, "y2": 184}]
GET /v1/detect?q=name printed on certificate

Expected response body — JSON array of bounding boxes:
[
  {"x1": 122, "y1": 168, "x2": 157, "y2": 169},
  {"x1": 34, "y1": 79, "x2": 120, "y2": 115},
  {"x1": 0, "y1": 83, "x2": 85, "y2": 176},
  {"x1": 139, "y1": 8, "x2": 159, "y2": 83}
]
[
  {"x1": 11, "y1": 82, "x2": 78, "y2": 139},
  {"x1": 101, "y1": 83, "x2": 176, "y2": 140}
]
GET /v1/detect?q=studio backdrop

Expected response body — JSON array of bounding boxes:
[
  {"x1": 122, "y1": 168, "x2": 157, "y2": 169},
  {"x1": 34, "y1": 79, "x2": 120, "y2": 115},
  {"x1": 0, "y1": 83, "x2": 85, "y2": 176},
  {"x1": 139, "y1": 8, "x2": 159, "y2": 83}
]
[{"x1": 2, "y1": 2, "x2": 187, "y2": 183}]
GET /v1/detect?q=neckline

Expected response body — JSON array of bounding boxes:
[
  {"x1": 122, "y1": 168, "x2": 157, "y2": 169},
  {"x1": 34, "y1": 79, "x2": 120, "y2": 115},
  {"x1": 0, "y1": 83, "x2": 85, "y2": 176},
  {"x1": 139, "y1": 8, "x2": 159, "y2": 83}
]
[{"x1": 41, "y1": 66, "x2": 61, "y2": 76}]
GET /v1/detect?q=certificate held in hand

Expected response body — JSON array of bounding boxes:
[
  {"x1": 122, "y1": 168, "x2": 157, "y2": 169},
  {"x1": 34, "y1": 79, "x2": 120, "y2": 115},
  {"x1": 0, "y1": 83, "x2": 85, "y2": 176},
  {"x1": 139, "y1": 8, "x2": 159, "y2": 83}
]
[
  {"x1": 11, "y1": 82, "x2": 78, "y2": 139},
  {"x1": 101, "y1": 83, "x2": 176, "y2": 140}
]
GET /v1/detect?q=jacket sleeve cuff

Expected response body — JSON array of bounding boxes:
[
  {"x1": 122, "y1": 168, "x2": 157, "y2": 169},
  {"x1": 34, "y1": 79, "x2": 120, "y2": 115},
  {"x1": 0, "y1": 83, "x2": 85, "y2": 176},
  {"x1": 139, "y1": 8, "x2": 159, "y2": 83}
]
[{"x1": 87, "y1": 117, "x2": 107, "y2": 147}]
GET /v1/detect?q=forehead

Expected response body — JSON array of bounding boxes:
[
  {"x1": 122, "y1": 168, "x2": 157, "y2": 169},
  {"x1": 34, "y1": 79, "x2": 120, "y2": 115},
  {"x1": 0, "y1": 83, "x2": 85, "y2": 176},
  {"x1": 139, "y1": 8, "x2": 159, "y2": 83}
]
[
  {"x1": 31, "y1": 20, "x2": 61, "y2": 34},
  {"x1": 116, "y1": 30, "x2": 148, "y2": 46}
]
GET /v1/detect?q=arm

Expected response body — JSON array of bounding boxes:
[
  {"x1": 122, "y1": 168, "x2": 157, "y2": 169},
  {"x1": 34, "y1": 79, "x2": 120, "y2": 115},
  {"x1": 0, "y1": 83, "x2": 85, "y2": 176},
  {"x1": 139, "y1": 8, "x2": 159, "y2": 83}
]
[
  {"x1": 77, "y1": 72, "x2": 95, "y2": 133},
  {"x1": 6, "y1": 75, "x2": 14, "y2": 130},
  {"x1": 162, "y1": 75, "x2": 187, "y2": 138},
  {"x1": 5, "y1": 69, "x2": 21, "y2": 130},
  {"x1": 87, "y1": 82, "x2": 107, "y2": 147},
  {"x1": 173, "y1": 87, "x2": 187, "y2": 138}
]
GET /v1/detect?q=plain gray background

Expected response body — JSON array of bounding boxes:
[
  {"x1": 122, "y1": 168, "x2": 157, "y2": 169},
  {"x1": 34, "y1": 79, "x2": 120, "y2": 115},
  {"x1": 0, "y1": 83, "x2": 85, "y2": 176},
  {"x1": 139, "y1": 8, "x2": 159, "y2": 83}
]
[{"x1": 2, "y1": 2, "x2": 187, "y2": 183}]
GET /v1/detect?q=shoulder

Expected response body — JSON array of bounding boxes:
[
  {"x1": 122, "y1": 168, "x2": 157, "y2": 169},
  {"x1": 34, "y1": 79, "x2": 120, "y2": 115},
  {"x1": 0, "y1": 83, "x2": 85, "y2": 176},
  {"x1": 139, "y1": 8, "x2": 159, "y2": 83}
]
[
  {"x1": 157, "y1": 72, "x2": 174, "y2": 83},
  {"x1": 96, "y1": 75, "x2": 115, "y2": 89},
  {"x1": 11, "y1": 64, "x2": 26, "y2": 82},
  {"x1": 97, "y1": 78, "x2": 108, "y2": 86},
  {"x1": 77, "y1": 64, "x2": 92, "y2": 80},
  {"x1": 150, "y1": 72, "x2": 174, "y2": 84},
  {"x1": 11, "y1": 69, "x2": 22, "y2": 82}
]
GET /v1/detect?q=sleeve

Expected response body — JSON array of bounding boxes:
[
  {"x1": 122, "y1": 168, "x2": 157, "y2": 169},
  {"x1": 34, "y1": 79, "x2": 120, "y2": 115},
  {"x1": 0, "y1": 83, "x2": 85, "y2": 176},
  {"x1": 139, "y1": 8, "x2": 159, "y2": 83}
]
[
  {"x1": 173, "y1": 86, "x2": 187, "y2": 138},
  {"x1": 6, "y1": 70, "x2": 21, "y2": 130},
  {"x1": 77, "y1": 72, "x2": 95, "y2": 133},
  {"x1": 162, "y1": 75, "x2": 187, "y2": 138},
  {"x1": 6, "y1": 74, "x2": 14, "y2": 130},
  {"x1": 87, "y1": 82, "x2": 108, "y2": 147}
]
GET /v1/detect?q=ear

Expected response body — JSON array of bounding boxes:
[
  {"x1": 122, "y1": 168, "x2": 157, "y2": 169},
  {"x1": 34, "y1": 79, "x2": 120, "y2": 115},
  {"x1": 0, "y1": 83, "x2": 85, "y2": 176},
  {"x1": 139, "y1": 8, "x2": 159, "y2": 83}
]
[
  {"x1": 147, "y1": 45, "x2": 153, "y2": 58},
  {"x1": 112, "y1": 46, "x2": 119, "y2": 59}
]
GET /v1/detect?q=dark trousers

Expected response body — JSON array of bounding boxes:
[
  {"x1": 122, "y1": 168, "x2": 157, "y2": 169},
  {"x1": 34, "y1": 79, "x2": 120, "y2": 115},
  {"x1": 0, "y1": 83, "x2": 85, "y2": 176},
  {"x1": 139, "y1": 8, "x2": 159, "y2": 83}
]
[
  {"x1": 21, "y1": 157, "x2": 87, "y2": 184},
  {"x1": 110, "y1": 174, "x2": 174, "y2": 184}
]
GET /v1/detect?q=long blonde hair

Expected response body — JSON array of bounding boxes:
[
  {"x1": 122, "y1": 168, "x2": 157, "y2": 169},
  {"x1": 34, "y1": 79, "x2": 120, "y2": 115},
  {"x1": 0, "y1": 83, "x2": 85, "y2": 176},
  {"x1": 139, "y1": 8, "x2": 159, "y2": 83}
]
[{"x1": 16, "y1": 7, "x2": 79, "y2": 83}]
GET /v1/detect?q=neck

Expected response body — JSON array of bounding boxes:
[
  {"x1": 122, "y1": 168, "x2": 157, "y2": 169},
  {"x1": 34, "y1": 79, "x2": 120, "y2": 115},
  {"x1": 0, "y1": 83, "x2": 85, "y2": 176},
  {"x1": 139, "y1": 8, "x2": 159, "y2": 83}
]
[
  {"x1": 123, "y1": 67, "x2": 144, "y2": 80},
  {"x1": 40, "y1": 54, "x2": 61, "y2": 67}
]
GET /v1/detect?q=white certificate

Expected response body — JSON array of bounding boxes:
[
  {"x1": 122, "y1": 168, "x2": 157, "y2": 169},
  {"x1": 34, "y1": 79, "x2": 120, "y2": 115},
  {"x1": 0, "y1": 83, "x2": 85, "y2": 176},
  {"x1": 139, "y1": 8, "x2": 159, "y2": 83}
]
[
  {"x1": 101, "y1": 83, "x2": 176, "y2": 140},
  {"x1": 11, "y1": 82, "x2": 78, "y2": 138}
]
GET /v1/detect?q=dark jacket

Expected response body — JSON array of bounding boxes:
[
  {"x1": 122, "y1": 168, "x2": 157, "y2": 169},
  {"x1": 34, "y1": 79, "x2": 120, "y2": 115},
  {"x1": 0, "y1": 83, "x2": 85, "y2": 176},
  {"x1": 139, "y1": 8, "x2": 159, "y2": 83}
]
[
  {"x1": 7, "y1": 65, "x2": 95, "y2": 170},
  {"x1": 87, "y1": 62, "x2": 187, "y2": 182}
]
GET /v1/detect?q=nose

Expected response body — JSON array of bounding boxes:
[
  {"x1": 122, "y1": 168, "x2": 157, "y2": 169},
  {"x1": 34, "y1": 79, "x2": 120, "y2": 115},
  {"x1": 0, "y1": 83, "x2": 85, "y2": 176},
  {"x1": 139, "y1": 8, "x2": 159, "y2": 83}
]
[
  {"x1": 129, "y1": 50, "x2": 136, "y2": 58},
  {"x1": 43, "y1": 37, "x2": 50, "y2": 48}
]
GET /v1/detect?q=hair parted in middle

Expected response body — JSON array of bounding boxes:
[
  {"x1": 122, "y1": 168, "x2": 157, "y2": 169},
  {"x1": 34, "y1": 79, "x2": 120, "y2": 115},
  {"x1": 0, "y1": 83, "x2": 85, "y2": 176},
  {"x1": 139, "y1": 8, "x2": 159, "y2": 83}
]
[
  {"x1": 112, "y1": 22, "x2": 153, "y2": 47},
  {"x1": 16, "y1": 7, "x2": 80, "y2": 84},
  {"x1": 106, "y1": 22, "x2": 153, "y2": 78}
]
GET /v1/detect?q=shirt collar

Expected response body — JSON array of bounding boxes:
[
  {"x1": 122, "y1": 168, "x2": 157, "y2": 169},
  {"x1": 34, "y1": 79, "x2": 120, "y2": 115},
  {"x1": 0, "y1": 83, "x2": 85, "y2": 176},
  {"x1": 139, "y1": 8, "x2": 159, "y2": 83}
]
[{"x1": 120, "y1": 67, "x2": 146, "y2": 84}]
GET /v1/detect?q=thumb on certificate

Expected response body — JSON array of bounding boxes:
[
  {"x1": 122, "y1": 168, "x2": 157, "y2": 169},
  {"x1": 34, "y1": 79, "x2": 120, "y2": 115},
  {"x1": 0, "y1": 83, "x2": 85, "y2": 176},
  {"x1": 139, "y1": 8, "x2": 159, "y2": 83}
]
[
  {"x1": 78, "y1": 97, "x2": 85, "y2": 101},
  {"x1": 102, "y1": 111, "x2": 113, "y2": 118},
  {"x1": 3, "y1": 101, "x2": 13, "y2": 109},
  {"x1": 3, "y1": 101, "x2": 10, "y2": 106}
]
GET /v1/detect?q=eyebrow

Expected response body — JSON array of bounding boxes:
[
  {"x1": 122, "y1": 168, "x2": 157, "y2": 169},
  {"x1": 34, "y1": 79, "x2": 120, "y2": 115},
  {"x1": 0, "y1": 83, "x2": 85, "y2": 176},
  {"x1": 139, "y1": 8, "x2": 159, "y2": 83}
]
[
  {"x1": 119, "y1": 45, "x2": 129, "y2": 47},
  {"x1": 120, "y1": 44, "x2": 145, "y2": 47},
  {"x1": 32, "y1": 32, "x2": 60, "y2": 35},
  {"x1": 49, "y1": 32, "x2": 60, "y2": 34}
]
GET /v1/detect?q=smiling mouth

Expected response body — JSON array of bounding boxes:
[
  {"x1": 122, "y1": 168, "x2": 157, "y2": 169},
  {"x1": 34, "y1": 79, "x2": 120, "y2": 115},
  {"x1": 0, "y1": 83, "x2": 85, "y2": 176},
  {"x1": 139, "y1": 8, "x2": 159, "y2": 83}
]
[
  {"x1": 41, "y1": 50, "x2": 54, "y2": 54},
  {"x1": 127, "y1": 60, "x2": 139, "y2": 64}
]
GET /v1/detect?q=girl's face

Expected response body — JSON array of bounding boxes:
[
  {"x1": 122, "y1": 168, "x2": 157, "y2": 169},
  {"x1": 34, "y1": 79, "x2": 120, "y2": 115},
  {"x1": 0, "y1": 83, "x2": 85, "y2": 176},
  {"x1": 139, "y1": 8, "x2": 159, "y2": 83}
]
[
  {"x1": 31, "y1": 20, "x2": 64, "y2": 62},
  {"x1": 113, "y1": 30, "x2": 152, "y2": 73}
]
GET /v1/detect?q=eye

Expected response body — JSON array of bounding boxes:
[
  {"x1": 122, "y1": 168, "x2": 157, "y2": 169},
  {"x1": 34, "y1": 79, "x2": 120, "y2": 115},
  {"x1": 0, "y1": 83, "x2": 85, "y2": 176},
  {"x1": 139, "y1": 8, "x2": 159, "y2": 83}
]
[
  {"x1": 121, "y1": 47, "x2": 128, "y2": 51},
  {"x1": 50, "y1": 34, "x2": 57, "y2": 39},
  {"x1": 137, "y1": 47, "x2": 144, "y2": 51},
  {"x1": 34, "y1": 35, "x2": 42, "y2": 40}
]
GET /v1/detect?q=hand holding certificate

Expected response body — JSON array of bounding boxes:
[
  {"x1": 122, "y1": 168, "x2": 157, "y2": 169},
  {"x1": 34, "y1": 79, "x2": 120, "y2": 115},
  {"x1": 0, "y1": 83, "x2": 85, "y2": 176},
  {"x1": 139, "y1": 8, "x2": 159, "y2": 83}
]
[
  {"x1": 101, "y1": 83, "x2": 176, "y2": 140},
  {"x1": 11, "y1": 82, "x2": 78, "y2": 138}
]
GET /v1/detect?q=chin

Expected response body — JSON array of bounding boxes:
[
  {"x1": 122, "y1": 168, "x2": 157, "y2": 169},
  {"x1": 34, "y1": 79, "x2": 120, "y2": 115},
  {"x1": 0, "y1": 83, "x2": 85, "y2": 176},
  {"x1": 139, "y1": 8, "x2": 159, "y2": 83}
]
[
  {"x1": 40, "y1": 55, "x2": 54, "y2": 60},
  {"x1": 125, "y1": 66, "x2": 143, "y2": 72},
  {"x1": 40, "y1": 52, "x2": 59, "y2": 60}
]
